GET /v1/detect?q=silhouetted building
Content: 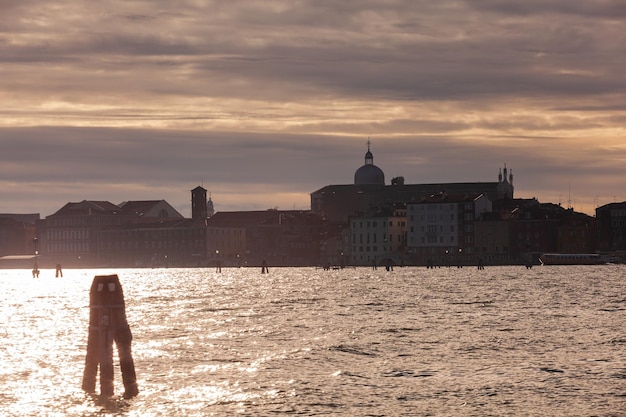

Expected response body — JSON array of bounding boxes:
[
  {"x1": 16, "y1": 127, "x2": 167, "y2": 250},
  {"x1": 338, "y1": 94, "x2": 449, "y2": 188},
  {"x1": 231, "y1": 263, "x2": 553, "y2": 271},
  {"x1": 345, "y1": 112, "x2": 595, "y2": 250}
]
[
  {"x1": 350, "y1": 205, "x2": 407, "y2": 266},
  {"x1": 557, "y1": 210, "x2": 597, "y2": 253},
  {"x1": 206, "y1": 194, "x2": 215, "y2": 217},
  {"x1": 407, "y1": 193, "x2": 492, "y2": 266},
  {"x1": 474, "y1": 210, "x2": 516, "y2": 265},
  {"x1": 596, "y1": 202, "x2": 626, "y2": 251},
  {"x1": 42, "y1": 200, "x2": 183, "y2": 267},
  {"x1": 0, "y1": 214, "x2": 39, "y2": 257},
  {"x1": 205, "y1": 210, "x2": 325, "y2": 266},
  {"x1": 311, "y1": 144, "x2": 514, "y2": 224},
  {"x1": 354, "y1": 141, "x2": 385, "y2": 185},
  {"x1": 191, "y1": 186, "x2": 208, "y2": 220},
  {"x1": 96, "y1": 218, "x2": 207, "y2": 267}
]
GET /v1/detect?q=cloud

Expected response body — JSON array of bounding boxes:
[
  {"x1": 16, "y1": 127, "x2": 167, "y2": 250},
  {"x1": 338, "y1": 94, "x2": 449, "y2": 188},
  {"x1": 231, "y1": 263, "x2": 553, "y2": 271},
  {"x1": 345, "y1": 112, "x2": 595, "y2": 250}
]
[{"x1": 0, "y1": 0, "x2": 625, "y2": 216}]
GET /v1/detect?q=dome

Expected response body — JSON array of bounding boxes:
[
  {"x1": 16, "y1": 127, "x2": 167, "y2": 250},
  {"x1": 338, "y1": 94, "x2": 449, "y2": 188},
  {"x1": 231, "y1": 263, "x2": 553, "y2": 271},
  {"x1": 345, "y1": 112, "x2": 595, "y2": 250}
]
[
  {"x1": 354, "y1": 164, "x2": 385, "y2": 185},
  {"x1": 354, "y1": 142, "x2": 385, "y2": 185}
]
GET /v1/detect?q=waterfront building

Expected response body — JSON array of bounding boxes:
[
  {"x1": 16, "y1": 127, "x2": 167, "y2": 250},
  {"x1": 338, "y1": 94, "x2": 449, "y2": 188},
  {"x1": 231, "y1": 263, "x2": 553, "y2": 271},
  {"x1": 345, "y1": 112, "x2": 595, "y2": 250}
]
[
  {"x1": 191, "y1": 186, "x2": 208, "y2": 220},
  {"x1": 205, "y1": 210, "x2": 324, "y2": 267},
  {"x1": 407, "y1": 193, "x2": 492, "y2": 266},
  {"x1": 556, "y1": 210, "x2": 597, "y2": 254},
  {"x1": 350, "y1": 205, "x2": 407, "y2": 266},
  {"x1": 311, "y1": 144, "x2": 513, "y2": 224},
  {"x1": 0, "y1": 214, "x2": 39, "y2": 267},
  {"x1": 96, "y1": 218, "x2": 206, "y2": 267},
  {"x1": 42, "y1": 200, "x2": 183, "y2": 267},
  {"x1": 596, "y1": 201, "x2": 626, "y2": 252}
]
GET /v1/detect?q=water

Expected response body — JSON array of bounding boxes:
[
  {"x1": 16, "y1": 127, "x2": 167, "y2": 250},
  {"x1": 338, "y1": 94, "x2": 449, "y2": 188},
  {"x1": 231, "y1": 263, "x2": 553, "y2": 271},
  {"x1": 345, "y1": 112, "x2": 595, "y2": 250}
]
[{"x1": 1, "y1": 266, "x2": 625, "y2": 416}]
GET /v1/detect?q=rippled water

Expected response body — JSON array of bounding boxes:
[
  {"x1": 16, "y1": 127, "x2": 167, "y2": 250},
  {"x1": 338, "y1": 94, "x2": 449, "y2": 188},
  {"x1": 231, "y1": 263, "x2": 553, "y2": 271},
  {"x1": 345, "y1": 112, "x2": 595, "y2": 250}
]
[{"x1": 1, "y1": 265, "x2": 625, "y2": 416}]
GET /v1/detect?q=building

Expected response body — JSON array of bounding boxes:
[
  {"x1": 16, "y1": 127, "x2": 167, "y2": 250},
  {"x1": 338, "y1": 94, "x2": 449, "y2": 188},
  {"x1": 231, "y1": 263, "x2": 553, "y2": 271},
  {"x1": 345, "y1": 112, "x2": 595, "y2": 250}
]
[
  {"x1": 596, "y1": 202, "x2": 626, "y2": 252},
  {"x1": 473, "y1": 210, "x2": 516, "y2": 265},
  {"x1": 191, "y1": 186, "x2": 208, "y2": 220},
  {"x1": 96, "y1": 218, "x2": 207, "y2": 267},
  {"x1": 407, "y1": 193, "x2": 492, "y2": 266},
  {"x1": 311, "y1": 144, "x2": 514, "y2": 224},
  {"x1": 0, "y1": 214, "x2": 40, "y2": 268},
  {"x1": 42, "y1": 200, "x2": 184, "y2": 267},
  {"x1": 556, "y1": 210, "x2": 597, "y2": 254},
  {"x1": 350, "y1": 205, "x2": 407, "y2": 266},
  {"x1": 205, "y1": 210, "x2": 325, "y2": 267},
  {"x1": 0, "y1": 214, "x2": 39, "y2": 257},
  {"x1": 354, "y1": 141, "x2": 385, "y2": 185}
]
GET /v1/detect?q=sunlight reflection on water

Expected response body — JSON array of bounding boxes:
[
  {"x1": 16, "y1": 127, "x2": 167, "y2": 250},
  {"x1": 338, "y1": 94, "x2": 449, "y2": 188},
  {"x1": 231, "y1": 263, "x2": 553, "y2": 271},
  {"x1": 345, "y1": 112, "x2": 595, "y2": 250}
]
[{"x1": 2, "y1": 266, "x2": 626, "y2": 416}]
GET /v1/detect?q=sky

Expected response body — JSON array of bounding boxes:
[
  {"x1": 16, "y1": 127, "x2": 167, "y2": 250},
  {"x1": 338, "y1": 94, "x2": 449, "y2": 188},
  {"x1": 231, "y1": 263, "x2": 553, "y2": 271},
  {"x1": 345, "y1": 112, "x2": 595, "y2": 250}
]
[{"x1": 1, "y1": 0, "x2": 625, "y2": 218}]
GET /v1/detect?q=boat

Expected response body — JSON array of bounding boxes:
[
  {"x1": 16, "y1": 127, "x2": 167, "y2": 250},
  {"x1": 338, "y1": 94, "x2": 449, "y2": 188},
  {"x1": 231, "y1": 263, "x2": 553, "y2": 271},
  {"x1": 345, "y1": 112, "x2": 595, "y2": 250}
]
[{"x1": 539, "y1": 253, "x2": 604, "y2": 265}]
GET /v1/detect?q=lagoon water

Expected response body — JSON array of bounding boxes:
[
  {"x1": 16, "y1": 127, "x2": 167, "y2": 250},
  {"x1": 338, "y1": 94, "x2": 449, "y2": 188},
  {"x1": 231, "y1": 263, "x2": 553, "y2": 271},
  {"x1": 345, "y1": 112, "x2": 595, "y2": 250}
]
[{"x1": 1, "y1": 265, "x2": 625, "y2": 416}]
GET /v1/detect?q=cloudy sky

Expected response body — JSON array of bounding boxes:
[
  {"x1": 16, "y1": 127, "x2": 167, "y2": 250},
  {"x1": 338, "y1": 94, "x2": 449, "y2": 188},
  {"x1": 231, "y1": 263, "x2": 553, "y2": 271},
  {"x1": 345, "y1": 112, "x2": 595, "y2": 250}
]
[{"x1": 2, "y1": 0, "x2": 625, "y2": 217}]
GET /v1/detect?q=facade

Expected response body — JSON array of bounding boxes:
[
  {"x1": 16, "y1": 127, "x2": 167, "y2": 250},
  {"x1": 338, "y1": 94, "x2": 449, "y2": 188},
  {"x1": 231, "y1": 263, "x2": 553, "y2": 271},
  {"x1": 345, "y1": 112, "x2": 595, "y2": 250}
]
[
  {"x1": 473, "y1": 211, "x2": 516, "y2": 265},
  {"x1": 556, "y1": 211, "x2": 597, "y2": 254},
  {"x1": 191, "y1": 186, "x2": 208, "y2": 220},
  {"x1": 350, "y1": 206, "x2": 407, "y2": 266},
  {"x1": 205, "y1": 210, "x2": 325, "y2": 267},
  {"x1": 206, "y1": 223, "x2": 246, "y2": 267},
  {"x1": 407, "y1": 193, "x2": 492, "y2": 266},
  {"x1": 0, "y1": 214, "x2": 39, "y2": 258},
  {"x1": 43, "y1": 201, "x2": 130, "y2": 266},
  {"x1": 96, "y1": 219, "x2": 207, "y2": 267},
  {"x1": 42, "y1": 200, "x2": 184, "y2": 267},
  {"x1": 596, "y1": 202, "x2": 626, "y2": 252}
]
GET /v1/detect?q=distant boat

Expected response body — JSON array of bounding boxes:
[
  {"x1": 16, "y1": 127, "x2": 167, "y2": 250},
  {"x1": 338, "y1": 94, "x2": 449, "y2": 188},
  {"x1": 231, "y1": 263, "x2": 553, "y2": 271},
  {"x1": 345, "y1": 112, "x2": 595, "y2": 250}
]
[{"x1": 539, "y1": 253, "x2": 604, "y2": 265}]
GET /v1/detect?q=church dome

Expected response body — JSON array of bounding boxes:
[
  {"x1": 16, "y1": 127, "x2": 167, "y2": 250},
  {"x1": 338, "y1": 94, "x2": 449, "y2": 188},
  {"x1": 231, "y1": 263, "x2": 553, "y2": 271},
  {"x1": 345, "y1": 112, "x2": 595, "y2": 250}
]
[
  {"x1": 354, "y1": 143, "x2": 385, "y2": 185},
  {"x1": 355, "y1": 164, "x2": 385, "y2": 185}
]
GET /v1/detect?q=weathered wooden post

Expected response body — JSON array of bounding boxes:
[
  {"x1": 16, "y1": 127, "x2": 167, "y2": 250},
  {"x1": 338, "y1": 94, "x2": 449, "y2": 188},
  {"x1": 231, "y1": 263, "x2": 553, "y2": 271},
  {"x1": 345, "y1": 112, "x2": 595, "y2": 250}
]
[{"x1": 82, "y1": 274, "x2": 139, "y2": 398}]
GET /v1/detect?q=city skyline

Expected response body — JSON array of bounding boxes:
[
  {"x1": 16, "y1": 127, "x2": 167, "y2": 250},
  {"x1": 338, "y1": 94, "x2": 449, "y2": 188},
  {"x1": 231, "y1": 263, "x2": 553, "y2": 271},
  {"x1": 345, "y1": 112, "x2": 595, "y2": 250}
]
[{"x1": 2, "y1": 1, "x2": 625, "y2": 217}]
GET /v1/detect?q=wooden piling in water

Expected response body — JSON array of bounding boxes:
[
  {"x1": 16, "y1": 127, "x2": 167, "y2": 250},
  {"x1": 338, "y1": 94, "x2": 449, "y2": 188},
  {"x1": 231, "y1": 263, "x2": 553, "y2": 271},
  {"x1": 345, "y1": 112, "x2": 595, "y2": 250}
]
[{"x1": 81, "y1": 274, "x2": 138, "y2": 398}]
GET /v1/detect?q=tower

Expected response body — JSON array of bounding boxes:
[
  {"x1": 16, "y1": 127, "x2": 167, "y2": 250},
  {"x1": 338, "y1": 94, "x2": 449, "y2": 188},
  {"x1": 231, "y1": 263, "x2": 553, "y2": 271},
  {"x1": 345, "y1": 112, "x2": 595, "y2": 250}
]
[
  {"x1": 191, "y1": 186, "x2": 208, "y2": 220},
  {"x1": 206, "y1": 193, "x2": 215, "y2": 217},
  {"x1": 496, "y1": 164, "x2": 514, "y2": 199}
]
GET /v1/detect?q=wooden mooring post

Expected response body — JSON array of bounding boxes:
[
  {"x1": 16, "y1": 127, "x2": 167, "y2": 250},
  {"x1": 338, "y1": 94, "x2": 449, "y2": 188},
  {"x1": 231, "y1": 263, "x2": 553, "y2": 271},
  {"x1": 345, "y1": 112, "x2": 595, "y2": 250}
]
[{"x1": 81, "y1": 274, "x2": 139, "y2": 398}]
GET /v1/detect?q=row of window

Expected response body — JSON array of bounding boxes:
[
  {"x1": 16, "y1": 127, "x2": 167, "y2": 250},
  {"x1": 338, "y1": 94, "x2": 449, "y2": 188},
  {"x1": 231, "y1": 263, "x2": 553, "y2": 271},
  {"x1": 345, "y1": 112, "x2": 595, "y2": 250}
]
[
  {"x1": 353, "y1": 220, "x2": 406, "y2": 228},
  {"x1": 408, "y1": 203, "x2": 475, "y2": 211},
  {"x1": 100, "y1": 229, "x2": 204, "y2": 239},
  {"x1": 352, "y1": 234, "x2": 404, "y2": 244},
  {"x1": 408, "y1": 213, "x2": 475, "y2": 222},
  {"x1": 47, "y1": 229, "x2": 89, "y2": 240},
  {"x1": 208, "y1": 229, "x2": 244, "y2": 235},
  {"x1": 412, "y1": 246, "x2": 476, "y2": 255},
  {"x1": 101, "y1": 240, "x2": 204, "y2": 250},
  {"x1": 352, "y1": 245, "x2": 400, "y2": 253},
  {"x1": 48, "y1": 242, "x2": 89, "y2": 253}
]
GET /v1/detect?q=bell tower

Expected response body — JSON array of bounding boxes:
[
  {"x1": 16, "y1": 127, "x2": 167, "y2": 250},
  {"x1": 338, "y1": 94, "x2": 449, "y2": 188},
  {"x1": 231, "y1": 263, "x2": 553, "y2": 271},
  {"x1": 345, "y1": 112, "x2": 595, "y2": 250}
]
[
  {"x1": 191, "y1": 186, "x2": 208, "y2": 220},
  {"x1": 496, "y1": 164, "x2": 514, "y2": 199}
]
